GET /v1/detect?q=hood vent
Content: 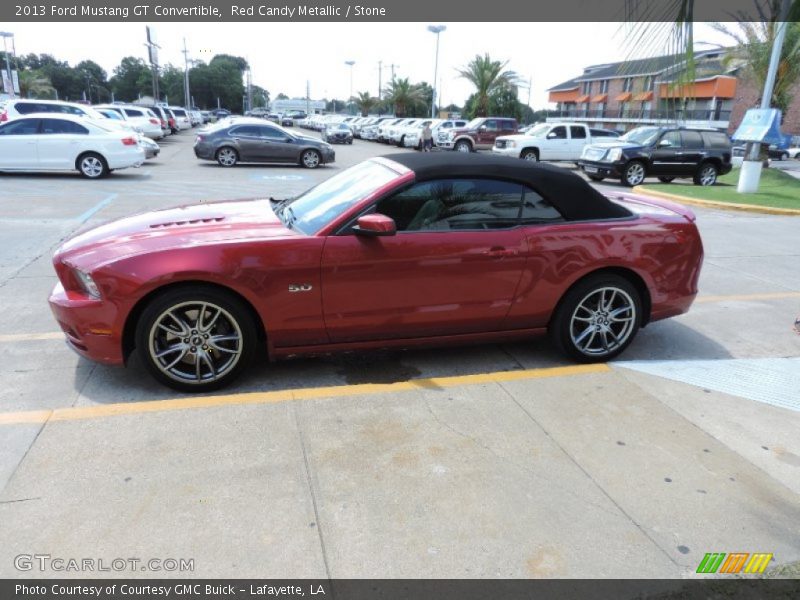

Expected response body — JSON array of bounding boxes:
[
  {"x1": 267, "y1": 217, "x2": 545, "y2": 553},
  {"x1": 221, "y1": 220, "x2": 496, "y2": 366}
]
[{"x1": 150, "y1": 216, "x2": 226, "y2": 229}]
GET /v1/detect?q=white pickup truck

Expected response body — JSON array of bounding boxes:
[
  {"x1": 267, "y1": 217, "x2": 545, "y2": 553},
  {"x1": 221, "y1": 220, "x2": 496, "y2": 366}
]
[{"x1": 492, "y1": 122, "x2": 618, "y2": 162}]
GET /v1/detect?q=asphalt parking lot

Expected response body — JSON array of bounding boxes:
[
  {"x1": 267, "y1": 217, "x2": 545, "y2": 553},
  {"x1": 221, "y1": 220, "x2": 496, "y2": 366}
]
[{"x1": 1, "y1": 130, "x2": 799, "y2": 578}]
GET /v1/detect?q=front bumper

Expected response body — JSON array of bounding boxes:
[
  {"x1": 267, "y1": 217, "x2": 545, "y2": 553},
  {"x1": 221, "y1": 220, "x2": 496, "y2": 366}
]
[
  {"x1": 491, "y1": 145, "x2": 518, "y2": 158},
  {"x1": 577, "y1": 160, "x2": 625, "y2": 178},
  {"x1": 322, "y1": 148, "x2": 336, "y2": 163},
  {"x1": 49, "y1": 282, "x2": 124, "y2": 365}
]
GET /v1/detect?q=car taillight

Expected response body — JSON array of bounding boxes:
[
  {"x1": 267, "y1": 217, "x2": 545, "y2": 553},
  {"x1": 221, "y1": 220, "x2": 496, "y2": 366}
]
[
  {"x1": 0, "y1": 111, "x2": 7, "y2": 122},
  {"x1": 149, "y1": 118, "x2": 159, "y2": 125},
  {"x1": 121, "y1": 137, "x2": 137, "y2": 146},
  {"x1": 161, "y1": 120, "x2": 167, "y2": 127}
]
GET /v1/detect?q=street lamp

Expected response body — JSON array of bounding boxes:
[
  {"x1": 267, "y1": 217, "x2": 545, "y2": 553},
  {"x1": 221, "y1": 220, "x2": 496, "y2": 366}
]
[
  {"x1": 344, "y1": 60, "x2": 355, "y2": 114},
  {"x1": 0, "y1": 32, "x2": 15, "y2": 98},
  {"x1": 427, "y1": 25, "x2": 446, "y2": 118}
]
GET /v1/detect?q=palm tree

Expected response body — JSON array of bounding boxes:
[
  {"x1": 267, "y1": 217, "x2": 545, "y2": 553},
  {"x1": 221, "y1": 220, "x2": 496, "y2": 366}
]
[
  {"x1": 382, "y1": 78, "x2": 424, "y2": 117},
  {"x1": 711, "y1": 20, "x2": 800, "y2": 114},
  {"x1": 354, "y1": 91, "x2": 378, "y2": 116},
  {"x1": 19, "y1": 70, "x2": 56, "y2": 99},
  {"x1": 457, "y1": 54, "x2": 518, "y2": 117}
]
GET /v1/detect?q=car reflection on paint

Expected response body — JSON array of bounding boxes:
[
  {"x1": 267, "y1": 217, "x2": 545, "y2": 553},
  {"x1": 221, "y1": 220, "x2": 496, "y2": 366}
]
[{"x1": 49, "y1": 153, "x2": 703, "y2": 392}]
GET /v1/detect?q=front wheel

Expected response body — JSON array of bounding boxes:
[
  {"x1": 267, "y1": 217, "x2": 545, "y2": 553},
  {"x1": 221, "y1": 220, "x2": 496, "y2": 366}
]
[
  {"x1": 621, "y1": 161, "x2": 646, "y2": 187},
  {"x1": 549, "y1": 274, "x2": 642, "y2": 363},
  {"x1": 77, "y1": 153, "x2": 109, "y2": 179},
  {"x1": 300, "y1": 149, "x2": 321, "y2": 168},
  {"x1": 520, "y1": 149, "x2": 539, "y2": 162},
  {"x1": 454, "y1": 140, "x2": 472, "y2": 153},
  {"x1": 135, "y1": 286, "x2": 258, "y2": 392},
  {"x1": 693, "y1": 163, "x2": 718, "y2": 186}
]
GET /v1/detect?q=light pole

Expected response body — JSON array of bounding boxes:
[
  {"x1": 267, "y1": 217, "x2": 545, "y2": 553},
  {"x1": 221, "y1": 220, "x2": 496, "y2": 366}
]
[
  {"x1": 0, "y1": 32, "x2": 14, "y2": 98},
  {"x1": 344, "y1": 60, "x2": 355, "y2": 114},
  {"x1": 427, "y1": 25, "x2": 446, "y2": 118}
]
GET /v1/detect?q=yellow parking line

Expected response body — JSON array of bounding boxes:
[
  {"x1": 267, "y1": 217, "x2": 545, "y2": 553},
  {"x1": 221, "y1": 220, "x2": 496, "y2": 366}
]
[{"x1": 0, "y1": 363, "x2": 609, "y2": 426}]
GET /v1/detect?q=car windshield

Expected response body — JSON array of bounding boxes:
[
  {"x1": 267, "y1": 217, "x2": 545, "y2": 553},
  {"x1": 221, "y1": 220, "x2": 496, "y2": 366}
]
[
  {"x1": 283, "y1": 160, "x2": 401, "y2": 235},
  {"x1": 525, "y1": 124, "x2": 551, "y2": 137},
  {"x1": 464, "y1": 118, "x2": 483, "y2": 129},
  {"x1": 619, "y1": 127, "x2": 661, "y2": 145}
]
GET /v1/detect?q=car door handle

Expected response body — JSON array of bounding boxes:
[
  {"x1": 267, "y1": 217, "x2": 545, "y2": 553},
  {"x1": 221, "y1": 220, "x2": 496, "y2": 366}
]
[{"x1": 485, "y1": 247, "x2": 518, "y2": 258}]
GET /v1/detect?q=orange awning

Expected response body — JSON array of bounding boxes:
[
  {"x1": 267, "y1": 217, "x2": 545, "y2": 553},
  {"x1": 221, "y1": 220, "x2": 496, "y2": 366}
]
[
  {"x1": 548, "y1": 88, "x2": 580, "y2": 103},
  {"x1": 615, "y1": 92, "x2": 632, "y2": 102},
  {"x1": 659, "y1": 76, "x2": 737, "y2": 99},
  {"x1": 591, "y1": 94, "x2": 608, "y2": 103},
  {"x1": 576, "y1": 94, "x2": 590, "y2": 103},
  {"x1": 633, "y1": 91, "x2": 654, "y2": 102}
]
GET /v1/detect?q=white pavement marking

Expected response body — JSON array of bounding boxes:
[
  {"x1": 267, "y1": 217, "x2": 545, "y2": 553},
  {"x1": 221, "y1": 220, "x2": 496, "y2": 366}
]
[
  {"x1": 75, "y1": 193, "x2": 117, "y2": 223},
  {"x1": 615, "y1": 357, "x2": 800, "y2": 412}
]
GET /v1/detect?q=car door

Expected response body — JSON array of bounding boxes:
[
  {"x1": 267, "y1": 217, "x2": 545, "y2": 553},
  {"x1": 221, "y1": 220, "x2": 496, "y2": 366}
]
[
  {"x1": 0, "y1": 118, "x2": 41, "y2": 169},
  {"x1": 679, "y1": 130, "x2": 705, "y2": 175},
  {"x1": 569, "y1": 126, "x2": 588, "y2": 159},
  {"x1": 320, "y1": 178, "x2": 528, "y2": 342},
  {"x1": 650, "y1": 130, "x2": 682, "y2": 176},
  {"x1": 227, "y1": 125, "x2": 262, "y2": 161},
  {"x1": 37, "y1": 118, "x2": 89, "y2": 169},
  {"x1": 256, "y1": 125, "x2": 296, "y2": 162},
  {"x1": 476, "y1": 119, "x2": 499, "y2": 149},
  {"x1": 545, "y1": 125, "x2": 569, "y2": 159}
]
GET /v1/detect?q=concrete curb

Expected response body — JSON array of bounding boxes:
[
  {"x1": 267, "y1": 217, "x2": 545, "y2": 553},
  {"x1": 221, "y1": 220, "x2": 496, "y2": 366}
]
[{"x1": 632, "y1": 186, "x2": 800, "y2": 216}]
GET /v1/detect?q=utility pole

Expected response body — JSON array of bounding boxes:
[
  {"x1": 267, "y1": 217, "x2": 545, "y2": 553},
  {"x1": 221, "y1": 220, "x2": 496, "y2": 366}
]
[
  {"x1": 428, "y1": 25, "x2": 446, "y2": 118},
  {"x1": 378, "y1": 60, "x2": 382, "y2": 100},
  {"x1": 306, "y1": 80, "x2": 310, "y2": 115},
  {"x1": 181, "y1": 38, "x2": 191, "y2": 110},
  {"x1": 390, "y1": 63, "x2": 399, "y2": 82}
]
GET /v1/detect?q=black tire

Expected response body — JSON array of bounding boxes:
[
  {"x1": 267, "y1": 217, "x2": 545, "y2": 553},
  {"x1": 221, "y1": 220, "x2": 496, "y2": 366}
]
[
  {"x1": 215, "y1": 146, "x2": 238, "y2": 167},
  {"x1": 693, "y1": 162, "x2": 718, "y2": 186},
  {"x1": 658, "y1": 176, "x2": 675, "y2": 183},
  {"x1": 397, "y1": 136, "x2": 405, "y2": 147},
  {"x1": 454, "y1": 139, "x2": 472, "y2": 153},
  {"x1": 347, "y1": 139, "x2": 353, "y2": 145},
  {"x1": 135, "y1": 286, "x2": 258, "y2": 392},
  {"x1": 550, "y1": 273, "x2": 642, "y2": 363},
  {"x1": 300, "y1": 149, "x2": 322, "y2": 169},
  {"x1": 587, "y1": 174, "x2": 605, "y2": 182},
  {"x1": 77, "y1": 152, "x2": 109, "y2": 179},
  {"x1": 621, "y1": 161, "x2": 647, "y2": 187},
  {"x1": 520, "y1": 148, "x2": 539, "y2": 162}
]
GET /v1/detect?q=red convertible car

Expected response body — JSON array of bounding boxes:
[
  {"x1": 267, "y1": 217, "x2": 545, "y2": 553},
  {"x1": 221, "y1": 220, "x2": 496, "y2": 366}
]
[{"x1": 49, "y1": 153, "x2": 703, "y2": 391}]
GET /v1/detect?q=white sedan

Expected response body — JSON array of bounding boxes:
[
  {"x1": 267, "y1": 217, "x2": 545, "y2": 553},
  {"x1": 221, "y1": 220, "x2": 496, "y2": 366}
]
[{"x1": 0, "y1": 113, "x2": 145, "y2": 178}]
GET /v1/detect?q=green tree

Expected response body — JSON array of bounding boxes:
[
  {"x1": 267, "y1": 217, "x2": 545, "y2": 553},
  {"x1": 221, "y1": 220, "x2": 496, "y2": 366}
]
[
  {"x1": 110, "y1": 56, "x2": 153, "y2": 102},
  {"x1": 457, "y1": 54, "x2": 518, "y2": 117},
  {"x1": 76, "y1": 60, "x2": 110, "y2": 103},
  {"x1": 19, "y1": 70, "x2": 56, "y2": 99},
  {"x1": 160, "y1": 64, "x2": 186, "y2": 105},
  {"x1": 354, "y1": 91, "x2": 378, "y2": 116},
  {"x1": 382, "y1": 77, "x2": 424, "y2": 117}
]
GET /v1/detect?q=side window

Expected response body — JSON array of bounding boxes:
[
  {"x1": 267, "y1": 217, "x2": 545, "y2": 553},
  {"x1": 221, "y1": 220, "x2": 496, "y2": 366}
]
[
  {"x1": 0, "y1": 119, "x2": 40, "y2": 135},
  {"x1": 229, "y1": 125, "x2": 260, "y2": 137},
  {"x1": 570, "y1": 126, "x2": 587, "y2": 139},
  {"x1": 40, "y1": 119, "x2": 89, "y2": 135},
  {"x1": 550, "y1": 126, "x2": 567, "y2": 139},
  {"x1": 659, "y1": 131, "x2": 682, "y2": 147},
  {"x1": 58, "y1": 105, "x2": 85, "y2": 116},
  {"x1": 483, "y1": 119, "x2": 499, "y2": 132},
  {"x1": 259, "y1": 126, "x2": 286, "y2": 139},
  {"x1": 519, "y1": 188, "x2": 564, "y2": 224},
  {"x1": 681, "y1": 130, "x2": 704, "y2": 149},
  {"x1": 123, "y1": 108, "x2": 144, "y2": 118},
  {"x1": 503, "y1": 120, "x2": 517, "y2": 131},
  {"x1": 15, "y1": 103, "x2": 40, "y2": 115},
  {"x1": 701, "y1": 131, "x2": 730, "y2": 148},
  {"x1": 376, "y1": 178, "x2": 523, "y2": 232}
]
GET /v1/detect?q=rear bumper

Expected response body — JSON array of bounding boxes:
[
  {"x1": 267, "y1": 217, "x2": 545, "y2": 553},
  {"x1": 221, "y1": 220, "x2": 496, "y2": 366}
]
[{"x1": 48, "y1": 282, "x2": 124, "y2": 365}]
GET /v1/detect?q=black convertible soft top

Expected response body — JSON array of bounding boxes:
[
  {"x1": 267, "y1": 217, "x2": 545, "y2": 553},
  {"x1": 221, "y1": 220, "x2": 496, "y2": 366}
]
[{"x1": 380, "y1": 152, "x2": 631, "y2": 221}]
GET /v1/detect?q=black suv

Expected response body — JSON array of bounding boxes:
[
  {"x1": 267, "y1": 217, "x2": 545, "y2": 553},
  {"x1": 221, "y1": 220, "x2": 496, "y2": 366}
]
[{"x1": 578, "y1": 126, "x2": 732, "y2": 187}]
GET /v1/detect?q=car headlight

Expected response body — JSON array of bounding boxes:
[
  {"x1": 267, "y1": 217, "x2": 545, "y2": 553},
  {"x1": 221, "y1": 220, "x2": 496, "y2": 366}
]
[
  {"x1": 605, "y1": 148, "x2": 622, "y2": 162},
  {"x1": 74, "y1": 269, "x2": 101, "y2": 298},
  {"x1": 506, "y1": 141, "x2": 516, "y2": 148}
]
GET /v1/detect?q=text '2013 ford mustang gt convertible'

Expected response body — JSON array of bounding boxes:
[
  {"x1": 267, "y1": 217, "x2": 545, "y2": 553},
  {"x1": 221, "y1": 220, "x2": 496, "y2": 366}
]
[{"x1": 49, "y1": 153, "x2": 703, "y2": 391}]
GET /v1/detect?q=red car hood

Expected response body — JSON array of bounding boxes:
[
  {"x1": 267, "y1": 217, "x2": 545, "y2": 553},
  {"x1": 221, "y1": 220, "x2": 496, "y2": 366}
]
[{"x1": 56, "y1": 198, "x2": 297, "y2": 269}]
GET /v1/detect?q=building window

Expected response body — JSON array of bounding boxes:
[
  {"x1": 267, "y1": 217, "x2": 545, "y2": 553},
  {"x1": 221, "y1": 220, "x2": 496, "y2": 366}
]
[
  {"x1": 619, "y1": 102, "x2": 629, "y2": 118},
  {"x1": 622, "y1": 77, "x2": 634, "y2": 92},
  {"x1": 643, "y1": 76, "x2": 653, "y2": 91},
  {"x1": 581, "y1": 80, "x2": 592, "y2": 95},
  {"x1": 595, "y1": 102, "x2": 606, "y2": 117},
  {"x1": 599, "y1": 80, "x2": 609, "y2": 93}
]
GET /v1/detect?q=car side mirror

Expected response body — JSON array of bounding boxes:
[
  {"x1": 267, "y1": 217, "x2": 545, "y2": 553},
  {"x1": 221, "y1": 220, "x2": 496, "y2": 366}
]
[
  {"x1": 546, "y1": 132, "x2": 557, "y2": 139},
  {"x1": 478, "y1": 125, "x2": 487, "y2": 132},
  {"x1": 353, "y1": 214, "x2": 396, "y2": 237},
  {"x1": 658, "y1": 139, "x2": 672, "y2": 147}
]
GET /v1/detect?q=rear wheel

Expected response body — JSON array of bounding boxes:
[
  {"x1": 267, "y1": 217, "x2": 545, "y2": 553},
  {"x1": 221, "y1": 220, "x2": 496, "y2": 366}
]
[
  {"x1": 550, "y1": 274, "x2": 642, "y2": 362},
  {"x1": 135, "y1": 286, "x2": 257, "y2": 392},
  {"x1": 521, "y1": 149, "x2": 539, "y2": 162},
  {"x1": 658, "y1": 176, "x2": 675, "y2": 183},
  {"x1": 216, "y1": 147, "x2": 238, "y2": 167},
  {"x1": 77, "y1": 153, "x2": 109, "y2": 179},
  {"x1": 621, "y1": 161, "x2": 646, "y2": 187},
  {"x1": 693, "y1": 162, "x2": 718, "y2": 186}
]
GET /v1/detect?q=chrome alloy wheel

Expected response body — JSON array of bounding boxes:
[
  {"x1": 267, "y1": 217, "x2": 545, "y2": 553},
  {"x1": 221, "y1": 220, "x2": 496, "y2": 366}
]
[
  {"x1": 301, "y1": 150, "x2": 320, "y2": 168},
  {"x1": 80, "y1": 156, "x2": 104, "y2": 178},
  {"x1": 148, "y1": 301, "x2": 243, "y2": 385},
  {"x1": 569, "y1": 287, "x2": 636, "y2": 357},
  {"x1": 698, "y1": 164, "x2": 717, "y2": 186},
  {"x1": 624, "y1": 162, "x2": 645, "y2": 186},
  {"x1": 217, "y1": 148, "x2": 237, "y2": 166}
]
